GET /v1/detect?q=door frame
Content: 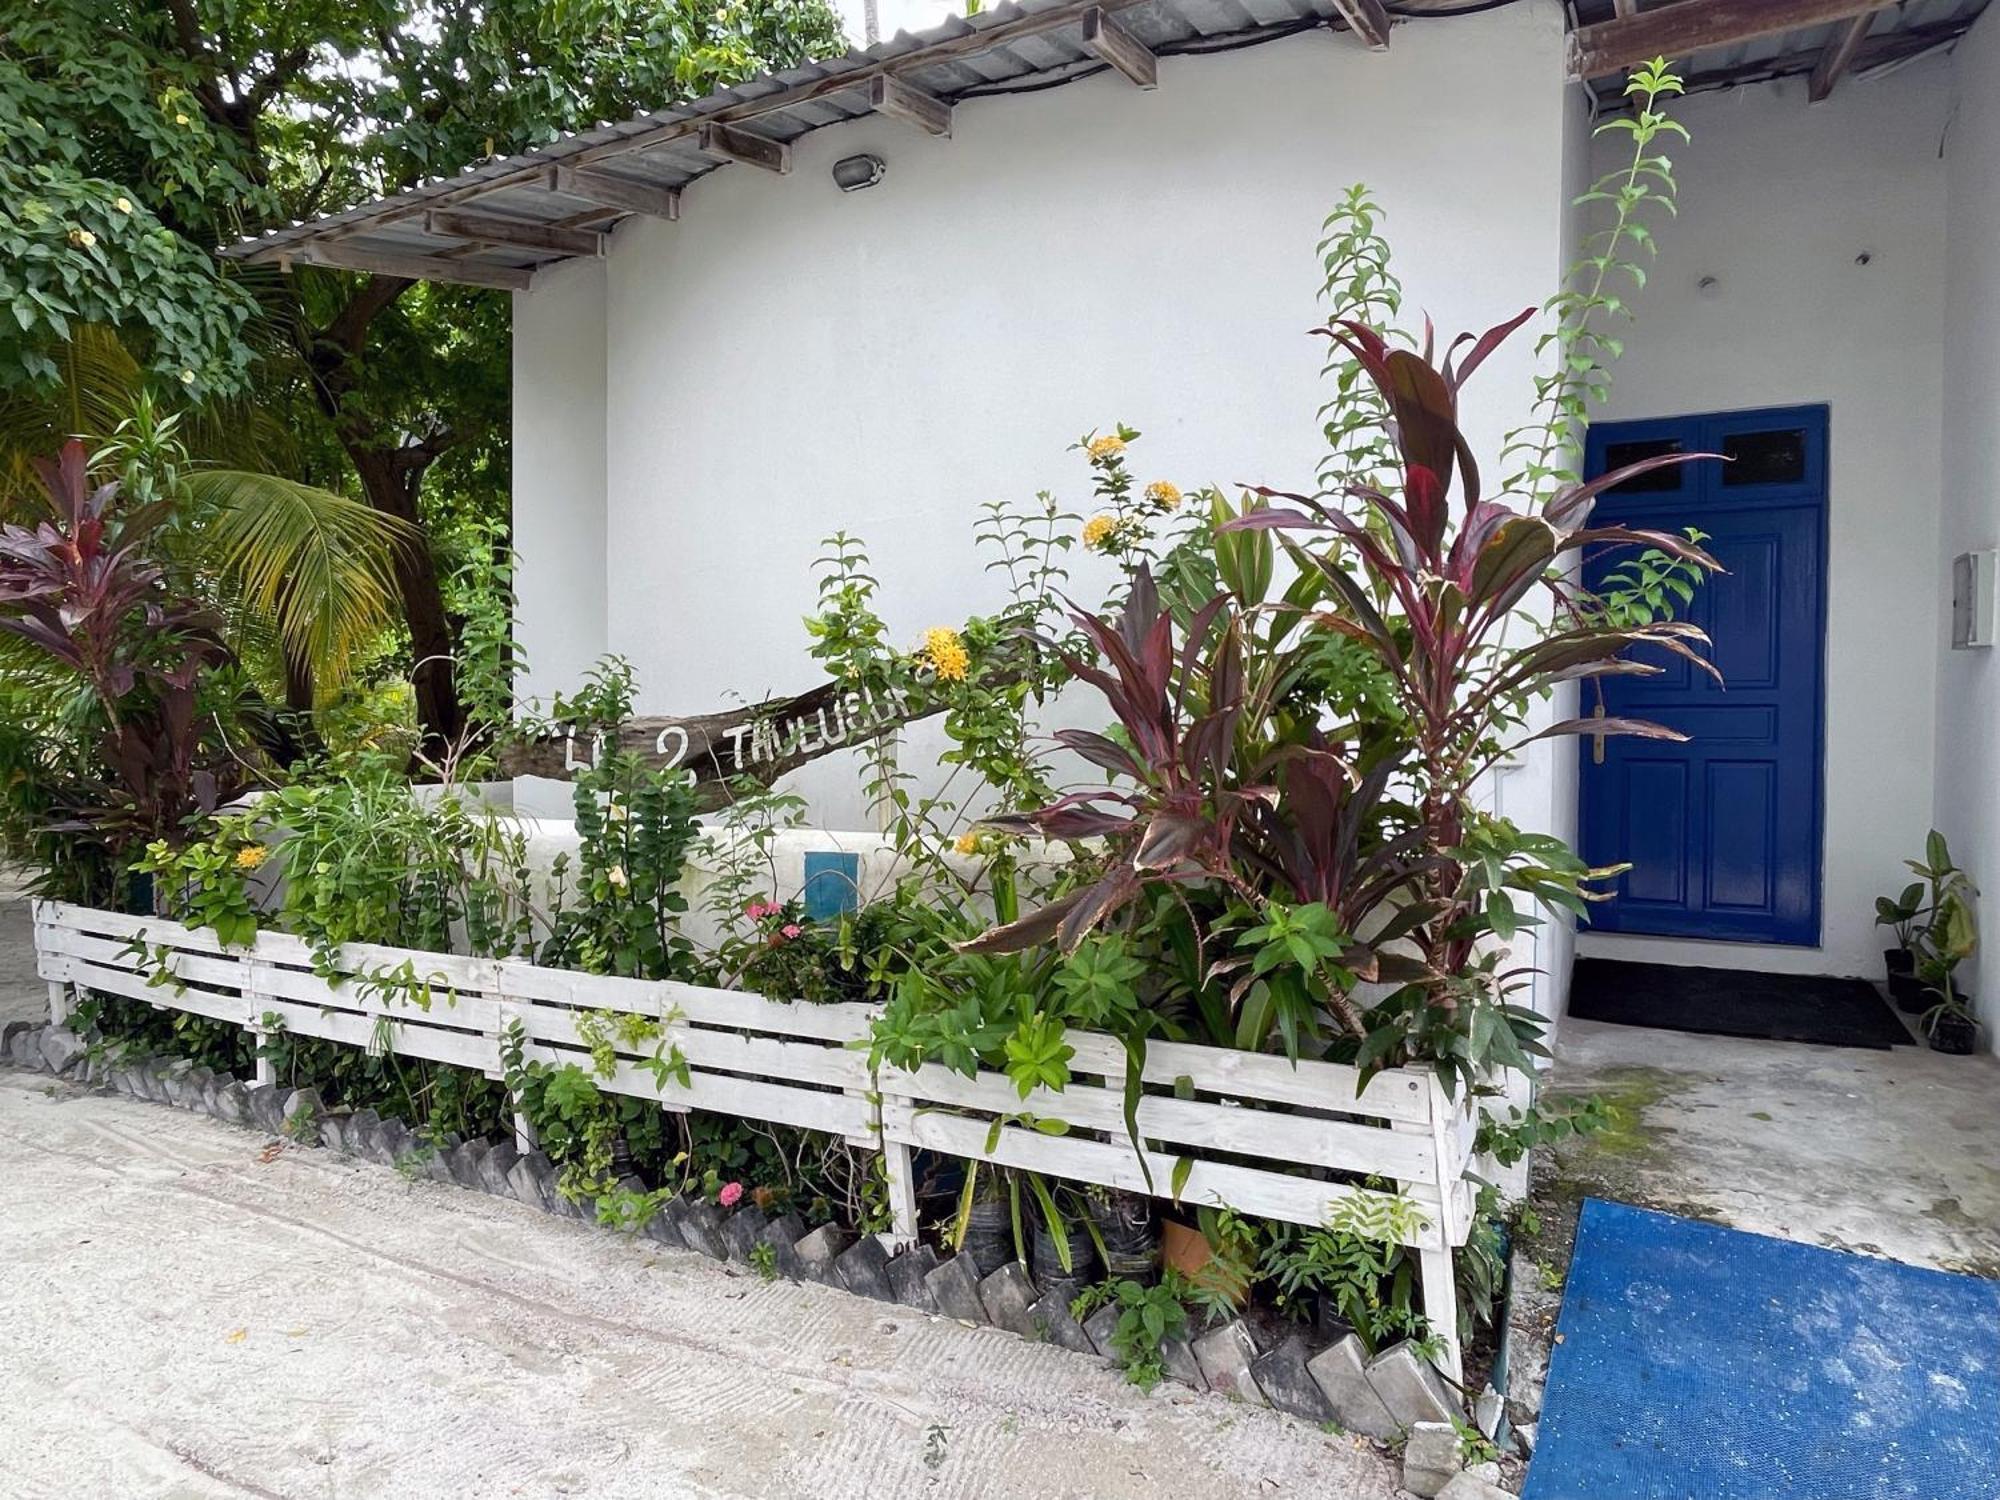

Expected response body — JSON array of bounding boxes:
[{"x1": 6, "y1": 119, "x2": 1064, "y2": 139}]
[{"x1": 1579, "y1": 402, "x2": 1831, "y2": 948}]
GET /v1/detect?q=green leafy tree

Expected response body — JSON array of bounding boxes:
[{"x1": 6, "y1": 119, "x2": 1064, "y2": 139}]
[{"x1": 1, "y1": 0, "x2": 846, "y2": 749}]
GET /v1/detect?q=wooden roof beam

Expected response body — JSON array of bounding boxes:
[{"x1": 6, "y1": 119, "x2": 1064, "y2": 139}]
[
  {"x1": 698, "y1": 122, "x2": 791, "y2": 173},
  {"x1": 1081, "y1": 6, "x2": 1157, "y2": 88},
  {"x1": 868, "y1": 74, "x2": 953, "y2": 136},
  {"x1": 1567, "y1": 0, "x2": 1901, "y2": 81},
  {"x1": 283, "y1": 241, "x2": 533, "y2": 291},
  {"x1": 548, "y1": 164, "x2": 681, "y2": 219},
  {"x1": 426, "y1": 209, "x2": 603, "y2": 257},
  {"x1": 1808, "y1": 11, "x2": 1875, "y2": 101},
  {"x1": 1330, "y1": 0, "x2": 1391, "y2": 51}
]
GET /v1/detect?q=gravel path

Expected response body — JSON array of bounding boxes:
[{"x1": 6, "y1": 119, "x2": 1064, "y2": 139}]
[{"x1": 0, "y1": 1068, "x2": 1405, "y2": 1500}]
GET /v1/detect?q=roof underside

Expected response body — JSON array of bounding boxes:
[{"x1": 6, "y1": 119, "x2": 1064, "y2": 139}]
[{"x1": 226, "y1": 0, "x2": 1992, "y2": 289}]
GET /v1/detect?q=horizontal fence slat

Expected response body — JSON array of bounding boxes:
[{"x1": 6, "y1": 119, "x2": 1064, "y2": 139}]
[
  {"x1": 885, "y1": 1061, "x2": 1438, "y2": 1184},
  {"x1": 1064, "y1": 1032, "x2": 1430, "y2": 1124},
  {"x1": 884, "y1": 1101, "x2": 1444, "y2": 1250},
  {"x1": 497, "y1": 960, "x2": 876, "y2": 1043},
  {"x1": 44, "y1": 954, "x2": 250, "y2": 1027},
  {"x1": 516, "y1": 1039, "x2": 875, "y2": 1139},
  {"x1": 518, "y1": 1007, "x2": 872, "y2": 1091}
]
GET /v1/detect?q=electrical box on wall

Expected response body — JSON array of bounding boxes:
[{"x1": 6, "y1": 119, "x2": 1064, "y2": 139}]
[{"x1": 1952, "y1": 550, "x2": 1999, "y2": 649}]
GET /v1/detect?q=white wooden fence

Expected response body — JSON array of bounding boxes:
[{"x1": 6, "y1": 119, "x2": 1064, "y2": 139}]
[{"x1": 33, "y1": 899, "x2": 1478, "y2": 1376}]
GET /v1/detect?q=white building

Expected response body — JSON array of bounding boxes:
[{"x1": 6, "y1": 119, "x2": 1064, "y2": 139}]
[{"x1": 230, "y1": 0, "x2": 2000, "y2": 1051}]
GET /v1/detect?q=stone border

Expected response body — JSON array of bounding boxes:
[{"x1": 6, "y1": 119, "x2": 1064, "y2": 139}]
[{"x1": 3, "y1": 1020, "x2": 1465, "y2": 1439}]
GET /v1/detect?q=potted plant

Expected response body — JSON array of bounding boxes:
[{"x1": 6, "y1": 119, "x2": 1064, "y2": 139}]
[
  {"x1": 1875, "y1": 879, "x2": 1925, "y2": 1007},
  {"x1": 1917, "y1": 888, "x2": 1980, "y2": 1055}
]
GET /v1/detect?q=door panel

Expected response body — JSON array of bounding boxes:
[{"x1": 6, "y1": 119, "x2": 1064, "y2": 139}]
[{"x1": 1579, "y1": 406, "x2": 1827, "y2": 946}]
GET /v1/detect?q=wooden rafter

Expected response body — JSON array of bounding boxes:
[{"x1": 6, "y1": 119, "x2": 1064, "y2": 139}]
[
  {"x1": 1808, "y1": 11, "x2": 1875, "y2": 101},
  {"x1": 1568, "y1": 0, "x2": 1900, "y2": 81},
  {"x1": 1329, "y1": 0, "x2": 1392, "y2": 51},
  {"x1": 282, "y1": 241, "x2": 533, "y2": 291},
  {"x1": 1081, "y1": 6, "x2": 1158, "y2": 88},
  {"x1": 698, "y1": 122, "x2": 791, "y2": 174},
  {"x1": 425, "y1": 209, "x2": 603, "y2": 257},
  {"x1": 238, "y1": 0, "x2": 1160, "y2": 264},
  {"x1": 868, "y1": 74, "x2": 953, "y2": 136},
  {"x1": 548, "y1": 164, "x2": 681, "y2": 219},
  {"x1": 1613, "y1": 0, "x2": 1639, "y2": 17}
]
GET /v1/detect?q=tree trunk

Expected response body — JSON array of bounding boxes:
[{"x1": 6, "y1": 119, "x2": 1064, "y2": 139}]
[{"x1": 350, "y1": 448, "x2": 466, "y2": 760}]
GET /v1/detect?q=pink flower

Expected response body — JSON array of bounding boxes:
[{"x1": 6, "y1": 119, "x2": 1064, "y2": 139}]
[
  {"x1": 718, "y1": 1181, "x2": 744, "y2": 1209},
  {"x1": 781, "y1": 924, "x2": 802, "y2": 940}
]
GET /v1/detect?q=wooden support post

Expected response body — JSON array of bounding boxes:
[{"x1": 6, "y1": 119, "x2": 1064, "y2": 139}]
[
  {"x1": 46, "y1": 980, "x2": 70, "y2": 1028},
  {"x1": 1418, "y1": 1246, "x2": 1465, "y2": 1386},
  {"x1": 548, "y1": 164, "x2": 681, "y2": 219},
  {"x1": 425, "y1": 209, "x2": 604, "y2": 258},
  {"x1": 883, "y1": 1142, "x2": 919, "y2": 1246},
  {"x1": 1081, "y1": 6, "x2": 1158, "y2": 88},
  {"x1": 492, "y1": 1000, "x2": 539, "y2": 1154},
  {"x1": 868, "y1": 75, "x2": 953, "y2": 136},
  {"x1": 1808, "y1": 12, "x2": 1874, "y2": 101},
  {"x1": 244, "y1": 959, "x2": 277, "y2": 1086},
  {"x1": 697, "y1": 122, "x2": 791, "y2": 174},
  {"x1": 1329, "y1": 0, "x2": 1392, "y2": 51}
]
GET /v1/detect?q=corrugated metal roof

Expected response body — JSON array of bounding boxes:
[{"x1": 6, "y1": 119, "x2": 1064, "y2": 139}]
[
  {"x1": 225, "y1": 0, "x2": 1364, "y2": 280},
  {"x1": 225, "y1": 0, "x2": 1991, "y2": 285}
]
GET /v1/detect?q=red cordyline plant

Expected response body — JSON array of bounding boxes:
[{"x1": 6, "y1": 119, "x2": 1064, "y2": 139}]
[
  {"x1": 0, "y1": 440, "x2": 237, "y2": 859},
  {"x1": 969, "y1": 313, "x2": 1720, "y2": 1086}
]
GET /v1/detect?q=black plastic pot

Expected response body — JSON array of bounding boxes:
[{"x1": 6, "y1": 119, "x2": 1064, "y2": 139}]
[
  {"x1": 1885, "y1": 946, "x2": 1914, "y2": 979},
  {"x1": 1086, "y1": 1190, "x2": 1160, "y2": 1283},
  {"x1": 1889, "y1": 970, "x2": 1927, "y2": 1013},
  {"x1": 1031, "y1": 1222, "x2": 1098, "y2": 1297},
  {"x1": 962, "y1": 1197, "x2": 1013, "y2": 1276},
  {"x1": 1929, "y1": 1009, "x2": 1978, "y2": 1055}
]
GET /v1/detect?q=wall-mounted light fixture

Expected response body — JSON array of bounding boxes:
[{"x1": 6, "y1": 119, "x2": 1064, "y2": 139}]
[{"x1": 831, "y1": 153, "x2": 886, "y2": 192}]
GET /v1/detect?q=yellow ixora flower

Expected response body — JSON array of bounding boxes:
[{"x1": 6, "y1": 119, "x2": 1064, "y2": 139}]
[
  {"x1": 952, "y1": 832, "x2": 980, "y2": 856},
  {"x1": 922, "y1": 626, "x2": 970, "y2": 682},
  {"x1": 1086, "y1": 434, "x2": 1126, "y2": 463},
  {"x1": 113, "y1": 197, "x2": 133, "y2": 214},
  {"x1": 1144, "y1": 480, "x2": 1182, "y2": 511},
  {"x1": 234, "y1": 845, "x2": 269, "y2": 871},
  {"x1": 1081, "y1": 513, "x2": 1119, "y2": 550},
  {"x1": 67, "y1": 227, "x2": 96, "y2": 250}
]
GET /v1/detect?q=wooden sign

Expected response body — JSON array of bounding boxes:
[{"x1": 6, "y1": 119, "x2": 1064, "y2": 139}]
[{"x1": 497, "y1": 678, "x2": 936, "y2": 805}]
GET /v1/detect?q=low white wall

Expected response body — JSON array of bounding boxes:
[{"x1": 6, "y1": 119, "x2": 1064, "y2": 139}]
[
  {"x1": 1934, "y1": 7, "x2": 2000, "y2": 1048},
  {"x1": 1573, "y1": 64, "x2": 1950, "y2": 983}
]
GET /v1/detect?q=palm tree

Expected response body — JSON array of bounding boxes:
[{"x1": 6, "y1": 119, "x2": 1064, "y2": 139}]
[{"x1": 0, "y1": 326, "x2": 413, "y2": 715}]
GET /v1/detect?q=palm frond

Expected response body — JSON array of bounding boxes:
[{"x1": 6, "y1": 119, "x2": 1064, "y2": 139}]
[
  {"x1": 188, "y1": 470, "x2": 416, "y2": 691},
  {"x1": 0, "y1": 326, "x2": 145, "y2": 507}
]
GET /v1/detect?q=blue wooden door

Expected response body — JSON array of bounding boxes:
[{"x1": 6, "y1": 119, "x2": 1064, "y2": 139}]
[{"x1": 1578, "y1": 405, "x2": 1828, "y2": 946}]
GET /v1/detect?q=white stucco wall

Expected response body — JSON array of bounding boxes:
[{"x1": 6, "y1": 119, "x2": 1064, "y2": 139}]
[
  {"x1": 1934, "y1": 7, "x2": 2000, "y2": 1048},
  {"x1": 513, "y1": 258, "x2": 610, "y2": 708},
  {"x1": 1572, "y1": 64, "x2": 1950, "y2": 983},
  {"x1": 545, "y1": 1, "x2": 1575, "y2": 829}
]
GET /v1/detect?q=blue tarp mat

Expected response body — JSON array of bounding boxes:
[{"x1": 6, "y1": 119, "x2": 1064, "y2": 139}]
[{"x1": 1524, "y1": 1199, "x2": 2000, "y2": 1500}]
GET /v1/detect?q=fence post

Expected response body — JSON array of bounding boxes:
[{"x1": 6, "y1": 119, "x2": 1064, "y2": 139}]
[
  {"x1": 46, "y1": 980, "x2": 71, "y2": 1028},
  {"x1": 871, "y1": 1077, "x2": 919, "y2": 1247},
  {"x1": 493, "y1": 998, "x2": 538, "y2": 1154},
  {"x1": 244, "y1": 955, "x2": 276, "y2": 1087},
  {"x1": 1394, "y1": 1082, "x2": 1465, "y2": 1386}
]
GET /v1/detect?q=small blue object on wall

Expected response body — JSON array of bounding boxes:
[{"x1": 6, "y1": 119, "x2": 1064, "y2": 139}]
[{"x1": 801, "y1": 851, "x2": 860, "y2": 922}]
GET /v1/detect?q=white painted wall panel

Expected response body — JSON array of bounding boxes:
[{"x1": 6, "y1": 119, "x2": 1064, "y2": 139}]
[
  {"x1": 512, "y1": 257, "x2": 610, "y2": 710},
  {"x1": 1934, "y1": 7, "x2": 2000, "y2": 1049},
  {"x1": 574, "y1": 3, "x2": 1572, "y2": 828}
]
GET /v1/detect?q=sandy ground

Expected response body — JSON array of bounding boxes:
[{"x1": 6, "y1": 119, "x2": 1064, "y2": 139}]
[{"x1": 0, "y1": 1069, "x2": 1405, "y2": 1500}]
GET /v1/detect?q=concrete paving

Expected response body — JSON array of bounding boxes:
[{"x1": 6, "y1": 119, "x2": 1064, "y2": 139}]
[
  {"x1": 0, "y1": 1069, "x2": 1404, "y2": 1500},
  {"x1": 1532, "y1": 1017, "x2": 2000, "y2": 1279}
]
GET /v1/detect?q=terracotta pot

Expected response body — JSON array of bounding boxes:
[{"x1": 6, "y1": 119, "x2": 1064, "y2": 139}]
[{"x1": 1161, "y1": 1220, "x2": 1247, "y2": 1306}]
